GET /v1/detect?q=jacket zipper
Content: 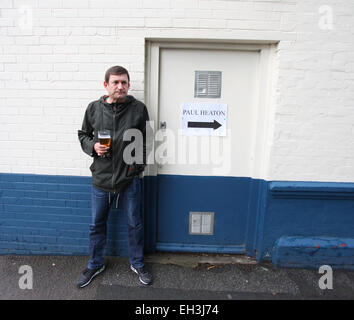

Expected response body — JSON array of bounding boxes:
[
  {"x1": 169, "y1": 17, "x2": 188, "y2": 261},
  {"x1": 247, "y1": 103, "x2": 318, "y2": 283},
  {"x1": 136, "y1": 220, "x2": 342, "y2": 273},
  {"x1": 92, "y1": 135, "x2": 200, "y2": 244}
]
[{"x1": 112, "y1": 105, "x2": 117, "y2": 193}]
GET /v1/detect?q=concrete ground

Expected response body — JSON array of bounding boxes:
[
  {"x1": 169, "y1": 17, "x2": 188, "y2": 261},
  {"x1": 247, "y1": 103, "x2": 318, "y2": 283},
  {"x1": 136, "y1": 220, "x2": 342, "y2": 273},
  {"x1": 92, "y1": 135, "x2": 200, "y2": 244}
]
[{"x1": 1, "y1": 252, "x2": 354, "y2": 300}]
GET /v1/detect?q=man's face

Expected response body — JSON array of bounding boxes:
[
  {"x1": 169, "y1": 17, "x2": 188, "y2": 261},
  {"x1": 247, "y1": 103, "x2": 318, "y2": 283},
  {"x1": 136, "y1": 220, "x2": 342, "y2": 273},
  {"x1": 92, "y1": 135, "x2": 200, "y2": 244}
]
[{"x1": 104, "y1": 73, "x2": 130, "y2": 102}]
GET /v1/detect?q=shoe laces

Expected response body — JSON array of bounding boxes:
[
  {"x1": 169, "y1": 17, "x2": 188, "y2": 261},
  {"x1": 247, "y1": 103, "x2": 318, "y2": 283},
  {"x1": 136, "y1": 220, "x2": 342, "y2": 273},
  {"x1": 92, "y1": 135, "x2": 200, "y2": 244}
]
[
  {"x1": 83, "y1": 268, "x2": 92, "y2": 276},
  {"x1": 138, "y1": 266, "x2": 149, "y2": 275}
]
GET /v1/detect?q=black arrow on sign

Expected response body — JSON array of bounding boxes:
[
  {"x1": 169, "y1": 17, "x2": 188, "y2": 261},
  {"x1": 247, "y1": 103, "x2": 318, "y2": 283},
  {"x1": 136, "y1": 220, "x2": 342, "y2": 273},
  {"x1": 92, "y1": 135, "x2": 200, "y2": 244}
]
[{"x1": 187, "y1": 120, "x2": 222, "y2": 130}]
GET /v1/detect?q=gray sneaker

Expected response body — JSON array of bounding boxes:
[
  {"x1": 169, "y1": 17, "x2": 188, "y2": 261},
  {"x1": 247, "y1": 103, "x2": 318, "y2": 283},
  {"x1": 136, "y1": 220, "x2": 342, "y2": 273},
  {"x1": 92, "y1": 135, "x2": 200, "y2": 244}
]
[
  {"x1": 130, "y1": 265, "x2": 152, "y2": 285},
  {"x1": 77, "y1": 265, "x2": 105, "y2": 288}
]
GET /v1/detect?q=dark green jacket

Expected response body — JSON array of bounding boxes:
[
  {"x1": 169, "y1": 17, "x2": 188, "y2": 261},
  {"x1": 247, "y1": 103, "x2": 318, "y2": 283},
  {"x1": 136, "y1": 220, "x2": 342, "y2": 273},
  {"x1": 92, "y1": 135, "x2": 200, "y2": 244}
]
[{"x1": 78, "y1": 95, "x2": 149, "y2": 193}]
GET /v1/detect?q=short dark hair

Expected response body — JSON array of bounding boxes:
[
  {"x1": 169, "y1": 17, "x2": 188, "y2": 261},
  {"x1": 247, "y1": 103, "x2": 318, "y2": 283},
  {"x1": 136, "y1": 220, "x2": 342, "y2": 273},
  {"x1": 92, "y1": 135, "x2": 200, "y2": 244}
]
[{"x1": 105, "y1": 65, "x2": 130, "y2": 83}]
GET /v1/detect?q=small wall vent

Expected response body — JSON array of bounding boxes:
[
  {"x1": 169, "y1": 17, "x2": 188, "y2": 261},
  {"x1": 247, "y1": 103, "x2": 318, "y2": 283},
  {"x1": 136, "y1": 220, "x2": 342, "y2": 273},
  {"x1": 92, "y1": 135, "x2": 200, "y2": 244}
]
[
  {"x1": 189, "y1": 212, "x2": 214, "y2": 235},
  {"x1": 194, "y1": 71, "x2": 222, "y2": 98}
]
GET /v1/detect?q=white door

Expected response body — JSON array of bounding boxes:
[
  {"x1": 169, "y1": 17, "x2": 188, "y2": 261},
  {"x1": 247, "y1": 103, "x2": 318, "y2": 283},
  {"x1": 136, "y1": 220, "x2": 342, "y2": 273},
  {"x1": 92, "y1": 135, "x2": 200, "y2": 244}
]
[
  {"x1": 157, "y1": 47, "x2": 260, "y2": 177},
  {"x1": 147, "y1": 42, "x2": 273, "y2": 253}
]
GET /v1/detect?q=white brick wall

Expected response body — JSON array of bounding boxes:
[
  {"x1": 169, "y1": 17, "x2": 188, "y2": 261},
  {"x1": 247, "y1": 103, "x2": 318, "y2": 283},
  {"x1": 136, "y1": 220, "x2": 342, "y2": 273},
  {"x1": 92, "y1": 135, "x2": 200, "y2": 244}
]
[{"x1": 0, "y1": 0, "x2": 353, "y2": 182}]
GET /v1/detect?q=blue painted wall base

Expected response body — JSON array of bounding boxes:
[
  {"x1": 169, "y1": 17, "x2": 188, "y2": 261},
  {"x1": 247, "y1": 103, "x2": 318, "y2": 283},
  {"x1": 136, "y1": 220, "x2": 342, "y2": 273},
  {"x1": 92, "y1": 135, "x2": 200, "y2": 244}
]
[
  {"x1": 0, "y1": 173, "x2": 129, "y2": 257},
  {"x1": 1, "y1": 173, "x2": 354, "y2": 270},
  {"x1": 272, "y1": 236, "x2": 354, "y2": 270},
  {"x1": 259, "y1": 181, "x2": 354, "y2": 269}
]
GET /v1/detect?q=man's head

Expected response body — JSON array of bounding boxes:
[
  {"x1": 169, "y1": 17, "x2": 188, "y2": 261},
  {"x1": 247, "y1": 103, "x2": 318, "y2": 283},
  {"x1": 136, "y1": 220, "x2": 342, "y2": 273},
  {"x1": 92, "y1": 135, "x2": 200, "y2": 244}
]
[{"x1": 104, "y1": 66, "x2": 130, "y2": 103}]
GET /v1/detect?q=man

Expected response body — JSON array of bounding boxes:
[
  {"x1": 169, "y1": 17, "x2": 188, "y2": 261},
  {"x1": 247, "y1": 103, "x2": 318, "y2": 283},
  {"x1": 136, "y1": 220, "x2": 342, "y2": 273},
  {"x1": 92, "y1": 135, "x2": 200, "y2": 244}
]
[{"x1": 77, "y1": 66, "x2": 152, "y2": 288}]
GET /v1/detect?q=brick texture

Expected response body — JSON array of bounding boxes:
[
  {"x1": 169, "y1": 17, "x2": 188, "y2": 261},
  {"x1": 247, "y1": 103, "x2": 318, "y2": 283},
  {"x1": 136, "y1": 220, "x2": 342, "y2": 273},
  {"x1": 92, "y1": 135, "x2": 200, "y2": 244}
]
[
  {"x1": 0, "y1": 1, "x2": 353, "y2": 182},
  {"x1": 0, "y1": 0, "x2": 353, "y2": 258},
  {"x1": 0, "y1": 173, "x2": 129, "y2": 256}
]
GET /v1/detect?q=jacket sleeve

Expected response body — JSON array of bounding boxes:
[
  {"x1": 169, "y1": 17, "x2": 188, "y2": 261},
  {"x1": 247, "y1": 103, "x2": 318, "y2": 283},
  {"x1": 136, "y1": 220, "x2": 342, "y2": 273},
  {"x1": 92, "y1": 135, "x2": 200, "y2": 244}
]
[{"x1": 78, "y1": 104, "x2": 96, "y2": 157}]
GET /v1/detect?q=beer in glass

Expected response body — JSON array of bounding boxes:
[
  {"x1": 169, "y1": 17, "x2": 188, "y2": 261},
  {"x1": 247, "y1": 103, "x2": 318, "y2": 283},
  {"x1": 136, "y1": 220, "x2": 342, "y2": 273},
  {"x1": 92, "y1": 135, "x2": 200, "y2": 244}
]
[{"x1": 98, "y1": 129, "x2": 111, "y2": 157}]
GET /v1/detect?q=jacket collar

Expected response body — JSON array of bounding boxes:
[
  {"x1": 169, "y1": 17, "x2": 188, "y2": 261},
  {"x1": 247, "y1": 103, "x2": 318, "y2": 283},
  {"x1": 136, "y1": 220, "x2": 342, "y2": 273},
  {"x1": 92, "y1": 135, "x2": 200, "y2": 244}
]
[{"x1": 101, "y1": 95, "x2": 135, "y2": 106}]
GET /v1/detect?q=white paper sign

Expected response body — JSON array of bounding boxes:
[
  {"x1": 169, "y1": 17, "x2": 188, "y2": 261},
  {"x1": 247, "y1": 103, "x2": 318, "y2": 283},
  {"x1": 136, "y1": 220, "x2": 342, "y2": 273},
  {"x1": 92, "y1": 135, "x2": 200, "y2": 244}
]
[{"x1": 181, "y1": 102, "x2": 227, "y2": 136}]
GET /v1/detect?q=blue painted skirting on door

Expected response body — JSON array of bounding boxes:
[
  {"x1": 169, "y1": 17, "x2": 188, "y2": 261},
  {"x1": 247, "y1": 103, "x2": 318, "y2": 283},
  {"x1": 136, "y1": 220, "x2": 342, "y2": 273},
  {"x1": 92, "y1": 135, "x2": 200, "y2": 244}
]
[
  {"x1": 1, "y1": 172, "x2": 354, "y2": 269},
  {"x1": 156, "y1": 243, "x2": 246, "y2": 254},
  {"x1": 155, "y1": 175, "x2": 257, "y2": 254}
]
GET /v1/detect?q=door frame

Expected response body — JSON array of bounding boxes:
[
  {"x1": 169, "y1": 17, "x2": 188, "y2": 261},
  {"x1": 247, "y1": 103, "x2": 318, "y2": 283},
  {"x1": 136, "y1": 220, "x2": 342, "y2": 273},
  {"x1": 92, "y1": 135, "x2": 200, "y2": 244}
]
[{"x1": 144, "y1": 39, "x2": 277, "y2": 256}]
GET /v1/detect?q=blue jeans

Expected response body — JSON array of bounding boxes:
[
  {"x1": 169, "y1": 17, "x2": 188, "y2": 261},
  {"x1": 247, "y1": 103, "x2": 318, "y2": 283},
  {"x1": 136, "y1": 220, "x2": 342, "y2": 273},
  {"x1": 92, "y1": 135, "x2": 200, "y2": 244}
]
[{"x1": 88, "y1": 177, "x2": 144, "y2": 270}]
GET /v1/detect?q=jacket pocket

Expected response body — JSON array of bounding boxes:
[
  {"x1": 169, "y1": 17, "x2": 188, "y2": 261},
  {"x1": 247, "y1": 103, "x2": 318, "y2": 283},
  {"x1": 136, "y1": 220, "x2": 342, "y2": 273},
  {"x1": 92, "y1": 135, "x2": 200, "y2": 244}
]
[
  {"x1": 89, "y1": 161, "x2": 95, "y2": 172},
  {"x1": 126, "y1": 162, "x2": 145, "y2": 177}
]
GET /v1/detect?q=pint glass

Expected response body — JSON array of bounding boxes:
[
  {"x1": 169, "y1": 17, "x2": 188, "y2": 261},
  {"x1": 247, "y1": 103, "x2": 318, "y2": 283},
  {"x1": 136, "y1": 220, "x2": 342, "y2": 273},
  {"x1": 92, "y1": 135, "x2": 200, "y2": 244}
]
[{"x1": 98, "y1": 129, "x2": 111, "y2": 157}]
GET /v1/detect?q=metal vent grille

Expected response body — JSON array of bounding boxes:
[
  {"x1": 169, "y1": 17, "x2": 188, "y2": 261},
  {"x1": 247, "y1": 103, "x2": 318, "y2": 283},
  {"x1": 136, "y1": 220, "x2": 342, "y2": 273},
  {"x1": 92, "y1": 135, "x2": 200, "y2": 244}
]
[
  {"x1": 189, "y1": 212, "x2": 214, "y2": 235},
  {"x1": 194, "y1": 71, "x2": 222, "y2": 98}
]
